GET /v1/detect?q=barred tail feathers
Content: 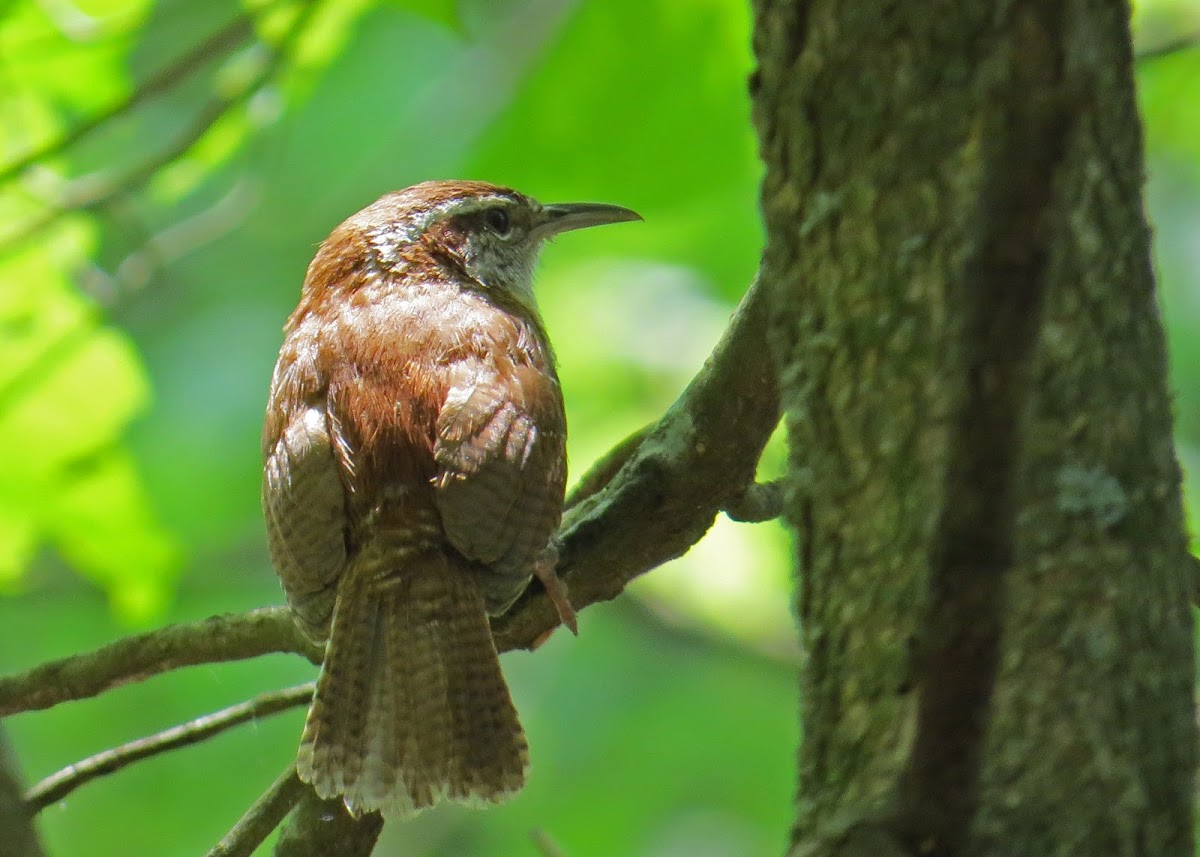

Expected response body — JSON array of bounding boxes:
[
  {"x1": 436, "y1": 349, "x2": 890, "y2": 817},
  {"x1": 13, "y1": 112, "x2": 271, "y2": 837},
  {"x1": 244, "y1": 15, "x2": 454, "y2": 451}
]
[{"x1": 296, "y1": 551, "x2": 528, "y2": 819}]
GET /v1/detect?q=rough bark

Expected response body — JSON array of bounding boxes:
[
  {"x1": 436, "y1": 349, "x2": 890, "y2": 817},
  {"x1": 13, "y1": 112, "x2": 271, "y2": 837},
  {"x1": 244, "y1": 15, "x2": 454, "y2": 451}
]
[{"x1": 750, "y1": 1, "x2": 1196, "y2": 855}]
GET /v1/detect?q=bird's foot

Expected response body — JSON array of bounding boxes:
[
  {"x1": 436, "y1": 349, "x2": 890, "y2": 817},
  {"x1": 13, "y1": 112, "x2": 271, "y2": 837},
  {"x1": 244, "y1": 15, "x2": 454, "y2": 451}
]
[{"x1": 534, "y1": 544, "x2": 577, "y2": 636}]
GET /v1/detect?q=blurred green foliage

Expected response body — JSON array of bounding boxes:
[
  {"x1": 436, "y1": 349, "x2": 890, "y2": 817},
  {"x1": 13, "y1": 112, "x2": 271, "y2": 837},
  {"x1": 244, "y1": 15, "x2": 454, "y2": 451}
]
[{"x1": 0, "y1": 0, "x2": 1197, "y2": 854}]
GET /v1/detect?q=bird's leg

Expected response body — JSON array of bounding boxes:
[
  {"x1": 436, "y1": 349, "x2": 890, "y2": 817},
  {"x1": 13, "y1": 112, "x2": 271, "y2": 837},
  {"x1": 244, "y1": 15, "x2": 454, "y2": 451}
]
[{"x1": 534, "y1": 543, "x2": 577, "y2": 636}]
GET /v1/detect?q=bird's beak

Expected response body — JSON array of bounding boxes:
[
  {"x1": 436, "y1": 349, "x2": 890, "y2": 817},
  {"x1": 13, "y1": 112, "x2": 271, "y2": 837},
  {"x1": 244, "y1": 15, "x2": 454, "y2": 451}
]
[{"x1": 536, "y1": 202, "x2": 642, "y2": 238}]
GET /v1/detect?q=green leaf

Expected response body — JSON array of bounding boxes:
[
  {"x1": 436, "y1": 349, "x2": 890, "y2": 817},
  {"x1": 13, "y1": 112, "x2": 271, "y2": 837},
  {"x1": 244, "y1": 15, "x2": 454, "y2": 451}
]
[
  {"x1": 0, "y1": 0, "x2": 134, "y2": 116},
  {"x1": 49, "y1": 448, "x2": 179, "y2": 622},
  {"x1": 0, "y1": 232, "x2": 178, "y2": 620}
]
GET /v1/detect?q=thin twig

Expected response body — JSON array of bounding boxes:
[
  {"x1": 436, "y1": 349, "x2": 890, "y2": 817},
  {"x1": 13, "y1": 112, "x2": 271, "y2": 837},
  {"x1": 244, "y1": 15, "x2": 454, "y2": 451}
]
[
  {"x1": 207, "y1": 764, "x2": 307, "y2": 857},
  {"x1": 25, "y1": 682, "x2": 314, "y2": 811},
  {"x1": 1135, "y1": 31, "x2": 1200, "y2": 64},
  {"x1": 0, "y1": 607, "x2": 320, "y2": 716},
  {"x1": 0, "y1": 12, "x2": 256, "y2": 187},
  {"x1": 1, "y1": 0, "x2": 319, "y2": 252},
  {"x1": 530, "y1": 829, "x2": 568, "y2": 857}
]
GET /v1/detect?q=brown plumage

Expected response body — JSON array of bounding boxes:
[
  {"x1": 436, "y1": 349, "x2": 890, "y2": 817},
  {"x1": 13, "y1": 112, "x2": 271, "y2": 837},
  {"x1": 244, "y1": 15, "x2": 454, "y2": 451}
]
[{"x1": 262, "y1": 180, "x2": 639, "y2": 819}]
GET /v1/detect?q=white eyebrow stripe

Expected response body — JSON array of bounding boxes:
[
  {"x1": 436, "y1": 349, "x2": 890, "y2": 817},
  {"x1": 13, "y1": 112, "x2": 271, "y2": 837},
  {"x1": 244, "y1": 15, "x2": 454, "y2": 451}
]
[{"x1": 365, "y1": 195, "x2": 512, "y2": 261}]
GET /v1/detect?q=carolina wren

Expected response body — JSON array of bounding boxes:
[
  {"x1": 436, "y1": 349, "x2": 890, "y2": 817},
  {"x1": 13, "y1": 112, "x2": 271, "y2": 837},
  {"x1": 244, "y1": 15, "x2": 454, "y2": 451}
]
[{"x1": 262, "y1": 180, "x2": 639, "y2": 819}]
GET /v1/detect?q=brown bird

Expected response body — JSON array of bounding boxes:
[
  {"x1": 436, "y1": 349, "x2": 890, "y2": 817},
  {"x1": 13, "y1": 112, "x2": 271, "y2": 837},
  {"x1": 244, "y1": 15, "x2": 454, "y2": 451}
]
[{"x1": 262, "y1": 180, "x2": 639, "y2": 819}]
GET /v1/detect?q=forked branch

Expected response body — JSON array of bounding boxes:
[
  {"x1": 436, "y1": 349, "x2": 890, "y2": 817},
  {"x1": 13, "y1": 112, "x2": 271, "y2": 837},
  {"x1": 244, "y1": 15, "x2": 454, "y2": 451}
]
[
  {"x1": 0, "y1": 275, "x2": 779, "y2": 718},
  {"x1": 0, "y1": 273, "x2": 779, "y2": 855}
]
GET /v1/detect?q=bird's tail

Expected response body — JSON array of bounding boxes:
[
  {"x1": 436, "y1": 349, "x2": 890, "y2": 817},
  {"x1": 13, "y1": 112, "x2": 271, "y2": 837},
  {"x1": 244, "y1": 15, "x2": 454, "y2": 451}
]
[{"x1": 295, "y1": 551, "x2": 528, "y2": 819}]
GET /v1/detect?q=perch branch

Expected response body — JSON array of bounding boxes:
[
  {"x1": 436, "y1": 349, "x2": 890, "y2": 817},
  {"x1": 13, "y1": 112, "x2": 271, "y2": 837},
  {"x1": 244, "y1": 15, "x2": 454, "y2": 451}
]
[
  {"x1": 207, "y1": 764, "x2": 307, "y2": 857},
  {"x1": 0, "y1": 607, "x2": 319, "y2": 716},
  {"x1": 25, "y1": 682, "x2": 314, "y2": 810},
  {"x1": 0, "y1": 272, "x2": 778, "y2": 853},
  {"x1": 492, "y1": 273, "x2": 780, "y2": 649},
  {"x1": 0, "y1": 273, "x2": 779, "y2": 716}
]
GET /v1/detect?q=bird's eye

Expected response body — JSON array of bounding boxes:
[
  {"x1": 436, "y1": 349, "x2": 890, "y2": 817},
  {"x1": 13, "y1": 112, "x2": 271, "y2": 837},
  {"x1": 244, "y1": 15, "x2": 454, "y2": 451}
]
[{"x1": 483, "y1": 207, "x2": 511, "y2": 236}]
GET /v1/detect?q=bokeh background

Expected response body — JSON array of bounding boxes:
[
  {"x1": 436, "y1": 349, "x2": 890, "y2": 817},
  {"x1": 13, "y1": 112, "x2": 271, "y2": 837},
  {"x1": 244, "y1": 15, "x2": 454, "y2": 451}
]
[{"x1": 0, "y1": 1, "x2": 1196, "y2": 854}]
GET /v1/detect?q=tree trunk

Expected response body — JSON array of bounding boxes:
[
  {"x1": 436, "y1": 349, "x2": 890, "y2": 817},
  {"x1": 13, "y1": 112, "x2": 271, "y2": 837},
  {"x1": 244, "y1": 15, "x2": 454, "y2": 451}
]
[{"x1": 749, "y1": 1, "x2": 1197, "y2": 855}]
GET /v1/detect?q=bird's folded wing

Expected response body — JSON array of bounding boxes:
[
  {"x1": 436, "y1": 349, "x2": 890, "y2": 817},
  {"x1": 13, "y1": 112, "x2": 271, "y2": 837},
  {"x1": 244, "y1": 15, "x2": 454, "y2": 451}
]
[
  {"x1": 263, "y1": 403, "x2": 348, "y2": 639},
  {"x1": 433, "y1": 360, "x2": 566, "y2": 612}
]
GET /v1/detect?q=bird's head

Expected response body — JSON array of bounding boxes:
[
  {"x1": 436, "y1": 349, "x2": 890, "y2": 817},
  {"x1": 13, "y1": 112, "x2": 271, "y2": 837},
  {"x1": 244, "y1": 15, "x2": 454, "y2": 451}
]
[{"x1": 353, "y1": 180, "x2": 640, "y2": 309}]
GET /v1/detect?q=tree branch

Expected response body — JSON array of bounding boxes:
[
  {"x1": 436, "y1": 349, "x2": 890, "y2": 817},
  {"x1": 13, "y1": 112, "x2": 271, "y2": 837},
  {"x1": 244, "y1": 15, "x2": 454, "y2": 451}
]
[
  {"x1": 0, "y1": 273, "x2": 779, "y2": 722},
  {"x1": 0, "y1": 607, "x2": 319, "y2": 716},
  {"x1": 1135, "y1": 31, "x2": 1200, "y2": 64},
  {"x1": 0, "y1": 269, "x2": 777, "y2": 857},
  {"x1": 493, "y1": 273, "x2": 780, "y2": 649},
  {"x1": 0, "y1": 275, "x2": 777, "y2": 733},
  {"x1": 25, "y1": 682, "x2": 314, "y2": 810},
  {"x1": 207, "y1": 764, "x2": 307, "y2": 857},
  {"x1": 723, "y1": 480, "x2": 784, "y2": 523},
  {"x1": 0, "y1": 275, "x2": 779, "y2": 857}
]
